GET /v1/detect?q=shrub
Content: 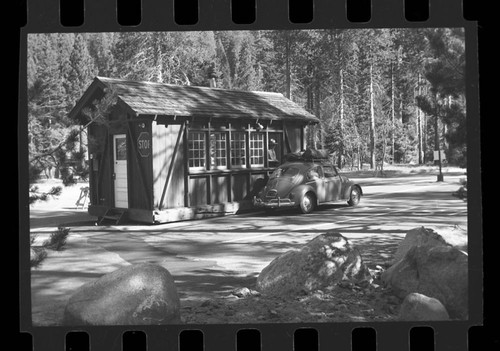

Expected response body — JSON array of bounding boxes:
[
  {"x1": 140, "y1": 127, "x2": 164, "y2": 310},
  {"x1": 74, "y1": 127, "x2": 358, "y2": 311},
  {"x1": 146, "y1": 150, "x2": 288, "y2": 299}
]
[
  {"x1": 29, "y1": 185, "x2": 62, "y2": 204},
  {"x1": 43, "y1": 226, "x2": 70, "y2": 251},
  {"x1": 60, "y1": 168, "x2": 77, "y2": 186},
  {"x1": 30, "y1": 247, "x2": 48, "y2": 268}
]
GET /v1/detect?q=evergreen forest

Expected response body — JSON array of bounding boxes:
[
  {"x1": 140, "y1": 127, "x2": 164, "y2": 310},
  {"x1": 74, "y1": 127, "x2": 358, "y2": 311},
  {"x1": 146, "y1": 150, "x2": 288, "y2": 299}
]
[{"x1": 27, "y1": 28, "x2": 467, "y2": 184}]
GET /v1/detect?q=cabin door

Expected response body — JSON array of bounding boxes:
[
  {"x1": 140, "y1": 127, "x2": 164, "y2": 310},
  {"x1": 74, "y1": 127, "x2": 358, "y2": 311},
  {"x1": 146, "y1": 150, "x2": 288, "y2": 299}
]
[{"x1": 113, "y1": 134, "x2": 129, "y2": 208}]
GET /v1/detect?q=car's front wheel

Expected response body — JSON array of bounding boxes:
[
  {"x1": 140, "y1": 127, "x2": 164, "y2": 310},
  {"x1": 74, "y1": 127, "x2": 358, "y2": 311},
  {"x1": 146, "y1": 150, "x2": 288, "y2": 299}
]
[
  {"x1": 299, "y1": 192, "x2": 316, "y2": 214},
  {"x1": 347, "y1": 186, "x2": 361, "y2": 206}
]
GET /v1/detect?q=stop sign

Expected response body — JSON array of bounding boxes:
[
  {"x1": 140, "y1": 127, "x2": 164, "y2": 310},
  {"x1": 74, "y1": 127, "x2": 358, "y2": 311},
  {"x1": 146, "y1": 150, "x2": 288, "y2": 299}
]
[{"x1": 137, "y1": 132, "x2": 151, "y2": 157}]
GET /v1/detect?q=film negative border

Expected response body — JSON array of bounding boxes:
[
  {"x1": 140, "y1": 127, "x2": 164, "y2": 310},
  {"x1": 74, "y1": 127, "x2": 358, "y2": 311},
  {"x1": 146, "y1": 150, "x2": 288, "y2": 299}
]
[
  {"x1": 20, "y1": 0, "x2": 470, "y2": 31},
  {"x1": 17, "y1": 0, "x2": 485, "y2": 350}
]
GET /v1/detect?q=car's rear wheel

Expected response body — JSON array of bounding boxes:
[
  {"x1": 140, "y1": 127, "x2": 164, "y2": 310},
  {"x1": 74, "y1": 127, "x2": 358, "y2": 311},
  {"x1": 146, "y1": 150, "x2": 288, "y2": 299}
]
[
  {"x1": 347, "y1": 186, "x2": 361, "y2": 206},
  {"x1": 299, "y1": 192, "x2": 316, "y2": 214}
]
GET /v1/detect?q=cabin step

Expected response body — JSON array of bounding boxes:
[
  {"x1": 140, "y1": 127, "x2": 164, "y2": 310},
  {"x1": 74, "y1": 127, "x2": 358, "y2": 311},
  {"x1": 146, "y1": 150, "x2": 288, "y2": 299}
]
[{"x1": 97, "y1": 209, "x2": 127, "y2": 225}]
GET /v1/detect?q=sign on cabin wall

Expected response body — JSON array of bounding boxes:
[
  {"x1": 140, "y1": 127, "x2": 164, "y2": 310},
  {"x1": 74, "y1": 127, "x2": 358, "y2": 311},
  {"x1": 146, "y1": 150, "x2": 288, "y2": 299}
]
[{"x1": 137, "y1": 132, "x2": 151, "y2": 158}]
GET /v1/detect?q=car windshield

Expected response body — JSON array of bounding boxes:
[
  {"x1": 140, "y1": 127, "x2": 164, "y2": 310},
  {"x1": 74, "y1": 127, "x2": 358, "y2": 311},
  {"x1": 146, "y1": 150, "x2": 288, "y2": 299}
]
[{"x1": 270, "y1": 166, "x2": 301, "y2": 179}]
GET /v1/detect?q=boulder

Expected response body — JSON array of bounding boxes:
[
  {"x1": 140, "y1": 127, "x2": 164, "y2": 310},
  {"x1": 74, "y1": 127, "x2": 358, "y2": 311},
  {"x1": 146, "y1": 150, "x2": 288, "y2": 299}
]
[
  {"x1": 392, "y1": 226, "x2": 467, "y2": 264},
  {"x1": 382, "y1": 244, "x2": 468, "y2": 319},
  {"x1": 64, "y1": 263, "x2": 180, "y2": 325},
  {"x1": 256, "y1": 231, "x2": 372, "y2": 297},
  {"x1": 398, "y1": 293, "x2": 449, "y2": 321}
]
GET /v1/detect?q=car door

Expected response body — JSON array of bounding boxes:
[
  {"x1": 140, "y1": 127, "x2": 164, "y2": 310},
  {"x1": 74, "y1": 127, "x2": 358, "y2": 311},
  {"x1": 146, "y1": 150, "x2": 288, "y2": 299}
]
[
  {"x1": 306, "y1": 165, "x2": 326, "y2": 202},
  {"x1": 322, "y1": 164, "x2": 341, "y2": 202}
]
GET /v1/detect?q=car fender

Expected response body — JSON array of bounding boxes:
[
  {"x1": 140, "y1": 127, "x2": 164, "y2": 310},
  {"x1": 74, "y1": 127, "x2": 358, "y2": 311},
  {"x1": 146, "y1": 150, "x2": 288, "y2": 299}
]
[
  {"x1": 289, "y1": 184, "x2": 317, "y2": 204},
  {"x1": 343, "y1": 183, "x2": 363, "y2": 199}
]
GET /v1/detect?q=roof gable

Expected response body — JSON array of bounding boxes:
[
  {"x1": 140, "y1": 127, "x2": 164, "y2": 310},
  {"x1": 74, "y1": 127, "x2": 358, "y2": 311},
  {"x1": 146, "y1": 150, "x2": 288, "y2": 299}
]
[{"x1": 71, "y1": 77, "x2": 319, "y2": 123}]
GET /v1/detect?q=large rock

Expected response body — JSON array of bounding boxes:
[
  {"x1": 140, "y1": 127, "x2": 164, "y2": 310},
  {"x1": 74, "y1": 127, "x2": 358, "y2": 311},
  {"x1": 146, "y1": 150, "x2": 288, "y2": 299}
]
[
  {"x1": 64, "y1": 263, "x2": 180, "y2": 325},
  {"x1": 382, "y1": 244, "x2": 468, "y2": 319},
  {"x1": 256, "y1": 231, "x2": 372, "y2": 296},
  {"x1": 392, "y1": 226, "x2": 467, "y2": 264},
  {"x1": 398, "y1": 293, "x2": 450, "y2": 321}
]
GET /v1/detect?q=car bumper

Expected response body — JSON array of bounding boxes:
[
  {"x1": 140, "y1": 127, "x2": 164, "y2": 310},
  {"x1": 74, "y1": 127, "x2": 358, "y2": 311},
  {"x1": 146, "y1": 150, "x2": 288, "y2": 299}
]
[{"x1": 253, "y1": 196, "x2": 296, "y2": 208}]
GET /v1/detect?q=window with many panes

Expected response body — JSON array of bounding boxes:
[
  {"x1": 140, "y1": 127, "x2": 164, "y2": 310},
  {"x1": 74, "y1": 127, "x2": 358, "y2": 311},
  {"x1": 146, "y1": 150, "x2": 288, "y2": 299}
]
[
  {"x1": 188, "y1": 132, "x2": 206, "y2": 169},
  {"x1": 230, "y1": 132, "x2": 246, "y2": 167},
  {"x1": 210, "y1": 132, "x2": 227, "y2": 168},
  {"x1": 250, "y1": 132, "x2": 264, "y2": 166}
]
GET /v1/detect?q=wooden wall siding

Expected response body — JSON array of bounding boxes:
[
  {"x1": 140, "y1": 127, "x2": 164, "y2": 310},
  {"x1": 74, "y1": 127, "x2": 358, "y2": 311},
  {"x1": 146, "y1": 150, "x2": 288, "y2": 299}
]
[
  {"x1": 126, "y1": 120, "x2": 153, "y2": 210},
  {"x1": 152, "y1": 122, "x2": 185, "y2": 209},
  {"x1": 108, "y1": 106, "x2": 128, "y2": 134},
  {"x1": 88, "y1": 123, "x2": 112, "y2": 207},
  {"x1": 189, "y1": 177, "x2": 208, "y2": 206},
  {"x1": 231, "y1": 174, "x2": 248, "y2": 201},
  {"x1": 210, "y1": 175, "x2": 229, "y2": 204}
]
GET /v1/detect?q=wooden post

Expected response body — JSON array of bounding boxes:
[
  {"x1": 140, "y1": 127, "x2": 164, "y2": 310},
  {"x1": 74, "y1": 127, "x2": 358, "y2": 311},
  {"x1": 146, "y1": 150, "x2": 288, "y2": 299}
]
[
  {"x1": 206, "y1": 120, "x2": 212, "y2": 205},
  {"x1": 245, "y1": 123, "x2": 251, "y2": 168},
  {"x1": 246, "y1": 123, "x2": 251, "y2": 197},
  {"x1": 183, "y1": 120, "x2": 190, "y2": 207},
  {"x1": 159, "y1": 122, "x2": 185, "y2": 210},
  {"x1": 206, "y1": 120, "x2": 212, "y2": 171},
  {"x1": 264, "y1": 125, "x2": 269, "y2": 167},
  {"x1": 227, "y1": 122, "x2": 233, "y2": 202},
  {"x1": 300, "y1": 124, "x2": 305, "y2": 152},
  {"x1": 207, "y1": 174, "x2": 212, "y2": 205}
]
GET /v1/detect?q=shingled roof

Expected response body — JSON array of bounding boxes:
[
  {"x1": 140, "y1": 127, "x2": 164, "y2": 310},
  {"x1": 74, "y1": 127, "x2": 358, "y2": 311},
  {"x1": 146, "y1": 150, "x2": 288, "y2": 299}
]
[{"x1": 70, "y1": 77, "x2": 319, "y2": 123}]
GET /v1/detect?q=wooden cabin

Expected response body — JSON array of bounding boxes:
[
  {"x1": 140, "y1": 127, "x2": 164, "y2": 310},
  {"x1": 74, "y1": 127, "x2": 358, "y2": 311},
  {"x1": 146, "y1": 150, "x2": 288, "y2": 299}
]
[{"x1": 69, "y1": 77, "x2": 319, "y2": 224}]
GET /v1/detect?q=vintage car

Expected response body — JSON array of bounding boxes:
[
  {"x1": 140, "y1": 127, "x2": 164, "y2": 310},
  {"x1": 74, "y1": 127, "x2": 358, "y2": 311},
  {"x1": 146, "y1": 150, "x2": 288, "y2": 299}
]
[{"x1": 253, "y1": 157, "x2": 362, "y2": 214}]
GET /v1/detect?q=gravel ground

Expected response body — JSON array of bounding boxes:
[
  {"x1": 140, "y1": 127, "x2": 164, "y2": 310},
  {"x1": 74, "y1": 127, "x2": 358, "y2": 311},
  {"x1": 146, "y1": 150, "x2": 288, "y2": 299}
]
[
  {"x1": 27, "y1": 171, "x2": 467, "y2": 325},
  {"x1": 180, "y1": 276, "x2": 400, "y2": 324}
]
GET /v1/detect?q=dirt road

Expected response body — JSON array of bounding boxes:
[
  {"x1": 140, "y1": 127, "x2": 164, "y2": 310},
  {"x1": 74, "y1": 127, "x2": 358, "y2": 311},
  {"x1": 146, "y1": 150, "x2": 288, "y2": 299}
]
[{"x1": 28, "y1": 172, "x2": 467, "y2": 325}]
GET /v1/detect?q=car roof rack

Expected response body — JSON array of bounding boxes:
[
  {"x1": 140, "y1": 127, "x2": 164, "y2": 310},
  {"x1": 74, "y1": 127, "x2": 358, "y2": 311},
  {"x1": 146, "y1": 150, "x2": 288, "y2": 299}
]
[{"x1": 284, "y1": 148, "x2": 331, "y2": 163}]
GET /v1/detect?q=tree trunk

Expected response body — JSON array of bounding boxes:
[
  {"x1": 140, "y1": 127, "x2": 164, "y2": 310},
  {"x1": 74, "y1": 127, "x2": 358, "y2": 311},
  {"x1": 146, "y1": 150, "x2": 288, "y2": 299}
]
[
  {"x1": 338, "y1": 68, "x2": 344, "y2": 168},
  {"x1": 314, "y1": 82, "x2": 321, "y2": 149},
  {"x1": 434, "y1": 94, "x2": 440, "y2": 164},
  {"x1": 369, "y1": 63, "x2": 376, "y2": 170},
  {"x1": 381, "y1": 138, "x2": 386, "y2": 174},
  {"x1": 357, "y1": 145, "x2": 361, "y2": 170},
  {"x1": 153, "y1": 34, "x2": 163, "y2": 83},
  {"x1": 399, "y1": 92, "x2": 403, "y2": 123},
  {"x1": 417, "y1": 73, "x2": 423, "y2": 164},
  {"x1": 285, "y1": 34, "x2": 291, "y2": 99},
  {"x1": 390, "y1": 62, "x2": 395, "y2": 164}
]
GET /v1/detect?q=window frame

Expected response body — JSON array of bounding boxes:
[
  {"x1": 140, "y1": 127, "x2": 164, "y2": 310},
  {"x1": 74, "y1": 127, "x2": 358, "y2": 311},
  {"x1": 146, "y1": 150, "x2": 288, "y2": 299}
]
[
  {"x1": 249, "y1": 132, "x2": 265, "y2": 167},
  {"x1": 209, "y1": 132, "x2": 228, "y2": 170},
  {"x1": 230, "y1": 131, "x2": 247, "y2": 168},
  {"x1": 187, "y1": 131, "x2": 207, "y2": 170},
  {"x1": 322, "y1": 164, "x2": 339, "y2": 178},
  {"x1": 307, "y1": 165, "x2": 324, "y2": 180}
]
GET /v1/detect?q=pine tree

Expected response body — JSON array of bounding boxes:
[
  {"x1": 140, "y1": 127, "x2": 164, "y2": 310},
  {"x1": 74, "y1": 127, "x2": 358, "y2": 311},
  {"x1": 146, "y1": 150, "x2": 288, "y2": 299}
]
[
  {"x1": 65, "y1": 34, "x2": 97, "y2": 117},
  {"x1": 88, "y1": 32, "x2": 117, "y2": 77},
  {"x1": 416, "y1": 28, "x2": 466, "y2": 166}
]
